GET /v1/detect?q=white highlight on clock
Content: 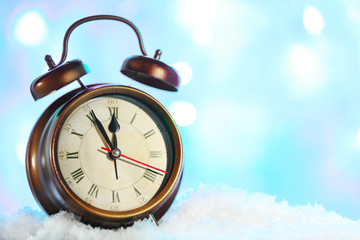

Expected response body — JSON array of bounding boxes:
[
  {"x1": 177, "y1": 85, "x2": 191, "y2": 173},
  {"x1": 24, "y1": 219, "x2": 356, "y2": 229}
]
[{"x1": 15, "y1": 10, "x2": 47, "y2": 46}]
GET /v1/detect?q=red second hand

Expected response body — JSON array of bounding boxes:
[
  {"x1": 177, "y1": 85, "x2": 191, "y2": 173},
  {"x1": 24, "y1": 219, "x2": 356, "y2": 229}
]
[{"x1": 101, "y1": 147, "x2": 168, "y2": 174}]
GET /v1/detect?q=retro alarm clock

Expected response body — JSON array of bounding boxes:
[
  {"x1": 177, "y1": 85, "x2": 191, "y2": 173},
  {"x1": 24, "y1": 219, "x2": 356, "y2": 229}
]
[{"x1": 26, "y1": 15, "x2": 183, "y2": 228}]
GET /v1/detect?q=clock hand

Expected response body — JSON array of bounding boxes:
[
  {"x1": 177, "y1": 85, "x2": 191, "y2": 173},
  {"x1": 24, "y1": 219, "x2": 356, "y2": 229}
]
[
  {"x1": 101, "y1": 147, "x2": 168, "y2": 174},
  {"x1": 108, "y1": 112, "x2": 120, "y2": 148},
  {"x1": 108, "y1": 112, "x2": 120, "y2": 180},
  {"x1": 90, "y1": 110, "x2": 113, "y2": 149}
]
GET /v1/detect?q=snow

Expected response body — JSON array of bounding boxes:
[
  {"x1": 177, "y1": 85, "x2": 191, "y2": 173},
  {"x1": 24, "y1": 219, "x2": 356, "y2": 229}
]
[{"x1": 1, "y1": 184, "x2": 359, "y2": 240}]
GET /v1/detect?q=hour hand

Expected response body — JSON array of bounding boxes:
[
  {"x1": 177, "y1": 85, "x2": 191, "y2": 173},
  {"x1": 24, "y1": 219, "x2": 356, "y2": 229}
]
[
  {"x1": 89, "y1": 110, "x2": 113, "y2": 149},
  {"x1": 108, "y1": 112, "x2": 120, "y2": 148},
  {"x1": 108, "y1": 111, "x2": 120, "y2": 180}
]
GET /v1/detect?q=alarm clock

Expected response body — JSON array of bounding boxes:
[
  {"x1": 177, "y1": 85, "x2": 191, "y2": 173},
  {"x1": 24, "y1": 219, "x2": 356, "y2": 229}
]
[{"x1": 25, "y1": 15, "x2": 183, "y2": 228}]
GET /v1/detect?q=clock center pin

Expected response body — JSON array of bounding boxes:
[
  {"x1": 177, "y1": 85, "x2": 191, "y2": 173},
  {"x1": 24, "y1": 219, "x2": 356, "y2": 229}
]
[{"x1": 112, "y1": 148, "x2": 121, "y2": 158}]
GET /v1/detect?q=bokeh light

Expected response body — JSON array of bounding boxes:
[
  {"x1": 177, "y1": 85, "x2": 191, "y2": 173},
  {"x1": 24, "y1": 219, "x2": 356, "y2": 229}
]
[
  {"x1": 287, "y1": 43, "x2": 326, "y2": 94},
  {"x1": 303, "y1": 6, "x2": 325, "y2": 34},
  {"x1": 14, "y1": 10, "x2": 47, "y2": 45},
  {"x1": 172, "y1": 62, "x2": 193, "y2": 86},
  {"x1": 178, "y1": 0, "x2": 218, "y2": 26},
  {"x1": 347, "y1": 6, "x2": 360, "y2": 24},
  {"x1": 169, "y1": 101, "x2": 197, "y2": 127},
  {"x1": 197, "y1": 99, "x2": 269, "y2": 169},
  {"x1": 192, "y1": 24, "x2": 213, "y2": 45}
]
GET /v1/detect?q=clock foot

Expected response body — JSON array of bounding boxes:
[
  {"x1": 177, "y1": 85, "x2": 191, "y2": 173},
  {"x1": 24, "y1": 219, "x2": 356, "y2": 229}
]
[{"x1": 149, "y1": 214, "x2": 159, "y2": 226}]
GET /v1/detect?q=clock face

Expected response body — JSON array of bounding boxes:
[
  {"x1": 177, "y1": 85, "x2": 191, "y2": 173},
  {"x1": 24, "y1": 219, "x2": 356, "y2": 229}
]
[{"x1": 55, "y1": 94, "x2": 173, "y2": 212}]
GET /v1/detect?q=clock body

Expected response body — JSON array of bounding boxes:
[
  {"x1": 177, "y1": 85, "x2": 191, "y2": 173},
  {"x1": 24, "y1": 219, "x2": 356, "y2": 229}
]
[{"x1": 26, "y1": 84, "x2": 183, "y2": 228}]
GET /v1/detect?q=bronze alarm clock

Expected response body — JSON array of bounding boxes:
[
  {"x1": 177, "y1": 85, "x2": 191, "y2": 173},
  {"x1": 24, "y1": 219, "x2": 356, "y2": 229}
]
[{"x1": 26, "y1": 15, "x2": 183, "y2": 228}]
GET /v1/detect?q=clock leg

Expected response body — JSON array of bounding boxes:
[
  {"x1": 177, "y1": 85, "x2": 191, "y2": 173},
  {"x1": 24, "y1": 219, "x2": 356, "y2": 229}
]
[{"x1": 149, "y1": 214, "x2": 159, "y2": 226}]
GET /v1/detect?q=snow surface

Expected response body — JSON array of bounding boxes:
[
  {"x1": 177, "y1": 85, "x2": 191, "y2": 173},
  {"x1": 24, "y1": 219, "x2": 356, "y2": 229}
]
[{"x1": 1, "y1": 184, "x2": 360, "y2": 240}]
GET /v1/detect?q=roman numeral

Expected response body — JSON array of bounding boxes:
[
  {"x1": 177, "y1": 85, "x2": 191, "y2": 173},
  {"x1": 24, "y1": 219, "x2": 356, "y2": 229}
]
[
  {"x1": 112, "y1": 191, "x2": 120, "y2": 203},
  {"x1": 130, "y1": 113, "x2": 137, "y2": 124},
  {"x1": 143, "y1": 129, "x2": 155, "y2": 139},
  {"x1": 150, "y1": 151, "x2": 162, "y2": 158},
  {"x1": 71, "y1": 130, "x2": 84, "y2": 139},
  {"x1": 71, "y1": 168, "x2": 84, "y2": 183},
  {"x1": 86, "y1": 113, "x2": 95, "y2": 125},
  {"x1": 88, "y1": 184, "x2": 99, "y2": 198},
  {"x1": 143, "y1": 169, "x2": 157, "y2": 182},
  {"x1": 134, "y1": 187, "x2": 141, "y2": 197},
  {"x1": 108, "y1": 107, "x2": 118, "y2": 119},
  {"x1": 66, "y1": 151, "x2": 79, "y2": 159}
]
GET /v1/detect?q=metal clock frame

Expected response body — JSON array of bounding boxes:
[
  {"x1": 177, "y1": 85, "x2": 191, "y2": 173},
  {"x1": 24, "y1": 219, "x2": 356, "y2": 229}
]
[
  {"x1": 26, "y1": 14, "x2": 182, "y2": 228},
  {"x1": 27, "y1": 85, "x2": 183, "y2": 227}
]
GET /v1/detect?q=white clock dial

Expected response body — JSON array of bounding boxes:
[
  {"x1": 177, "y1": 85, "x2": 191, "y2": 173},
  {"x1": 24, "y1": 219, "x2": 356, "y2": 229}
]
[{"x1": 56, "y1": 95, "x2": 170, "y2": 211}]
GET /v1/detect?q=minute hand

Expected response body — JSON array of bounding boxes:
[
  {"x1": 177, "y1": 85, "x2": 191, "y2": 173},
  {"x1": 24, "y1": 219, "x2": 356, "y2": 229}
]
[{"x1": 90, "y1": 110, "x2": 114, "y2": 149}]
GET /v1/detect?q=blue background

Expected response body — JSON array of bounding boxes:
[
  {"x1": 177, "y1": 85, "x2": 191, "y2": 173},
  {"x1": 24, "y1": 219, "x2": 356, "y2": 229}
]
[{"x1": 2, "y1": 0, "x2": 360, "y2": 220}]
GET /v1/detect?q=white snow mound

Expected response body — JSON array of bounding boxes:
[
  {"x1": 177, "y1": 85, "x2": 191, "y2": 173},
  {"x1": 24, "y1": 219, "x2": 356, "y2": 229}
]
[{"x1": 1, "y1": 184, "x2": 359, "y2": 240}]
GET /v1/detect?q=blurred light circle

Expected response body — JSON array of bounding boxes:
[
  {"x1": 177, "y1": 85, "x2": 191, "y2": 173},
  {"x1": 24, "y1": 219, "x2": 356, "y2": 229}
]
[
  {"x1": 15, "y1": 11, "x2": 47, "y2": 46},
  {"x1": 289, "y1": 44, "x2": 316, "y2": 75},
  {"x1": 287, "y1": 44, "x2": 325, "y2": 94},
  {"x1": 347, "y1": 6, "x2": 360, "y2": 24},
  {"x1": 179, "y1": 0, "x2": 218, "y2": 26},
  {"x1": 169, "y1": 101, "x2": 197, "y2": 127},
  {"x1": 173, "y1": 62, "x2": 193, "y2": 86},
  {"x1": 303, "y1": 6, "x2": 324, "y2": 34},
  {"x1": 192, "y1": 24, "x2": 213, "y2": 45},
  {"x1": 197, "y1": 100, "x2": 269, "y2": 169}
]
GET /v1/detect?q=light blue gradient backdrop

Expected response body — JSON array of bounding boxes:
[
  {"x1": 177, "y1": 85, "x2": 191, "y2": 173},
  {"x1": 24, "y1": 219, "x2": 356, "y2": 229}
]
[{"x1": 2, "y1": 0, "x2": 360, "y2": 220}]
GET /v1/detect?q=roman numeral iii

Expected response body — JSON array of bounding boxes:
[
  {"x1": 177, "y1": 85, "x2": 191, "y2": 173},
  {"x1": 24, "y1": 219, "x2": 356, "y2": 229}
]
[{"x1": 150, "y1": 151, "x2": 162, "y2": 158}]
